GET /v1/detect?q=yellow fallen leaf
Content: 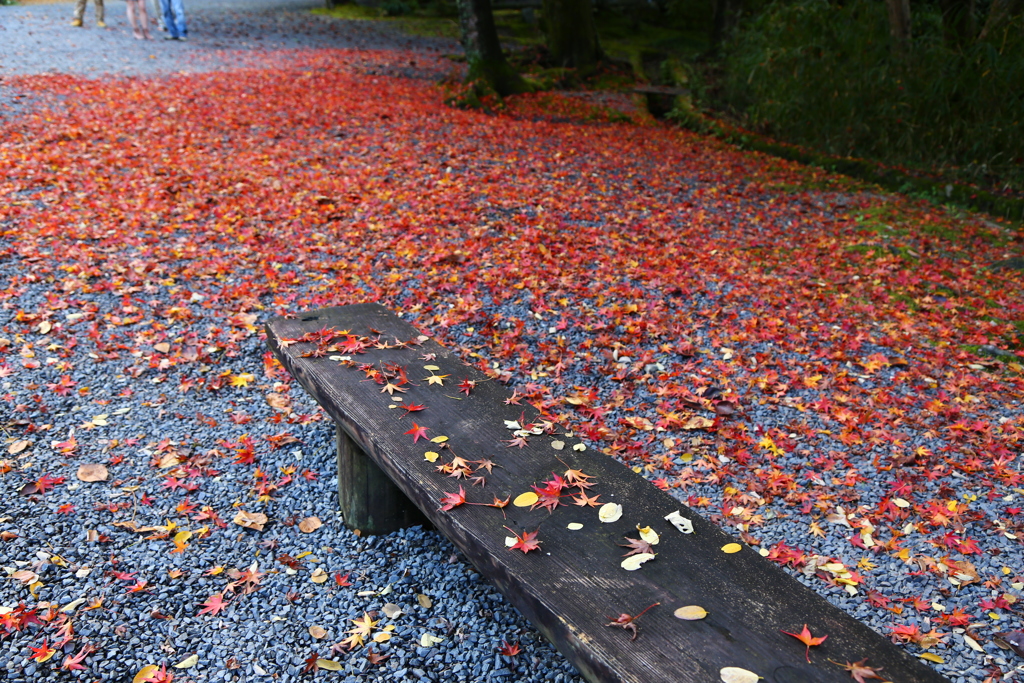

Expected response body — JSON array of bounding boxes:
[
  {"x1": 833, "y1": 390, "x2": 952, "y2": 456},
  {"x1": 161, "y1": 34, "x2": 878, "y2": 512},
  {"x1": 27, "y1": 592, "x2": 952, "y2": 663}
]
[
  {"x1": 372, "y1": 631, "x2": 392, "y2": 642},
  {"x1": 721, "y1": 543, "x2": 742, "y2": 554},
  {"x1": 513, "y1": 492, "x2": 539, "y2": 507},
  {"x1": 420, "y1": 633, "x2": 444, "y2": 647},
  {"x1": 620, "y1": 553, "x2": 656, "y2": 571},
  {"x1": 317, "y1": 659, "x2": 342, "y2": 671},
  {"x1": 637, "y1": 525, "x2": 659, "y2": 545},
  {"x1": 382, "y1": 603, "x2": 402, "y2": 619},
  {"x1": 309, "y1": 625, "x2": 327, "y2": 639},
  {"x1": 76, "y1": 463, "x2": 109, "y2": 482},
  {"x1": 567, "y1": 523, "x2": 583, "y2": 531},
  {"x1": 417, "y1": 594, "x2": 432, "y2": 609},
  {"x1": 310, "y1": 567, "x2": 328, "y2": 584},
  {"x1": 230, "y1": 373, "x2": 255, "y2": 388},
  {"x1": 430, "y1": 435, "x2": 448, "y2": 443},
  {"x1": 154, "y1": 342, "x2": 171, "y2": 354},
  {"x1": 134, "y1": 665, "x2": 159, "y2": 683},
  {"x1": 674, "y1": 605, "x2": 708, "y2": 620},
  {"x1": 424, "y1": 451, "x2": 440, "y2": 462},
  {"x1": 551, "y1": 440, "x2": 565, "y2": 450},
  {"x1": 720, "y1": 667, "x2": 760, "y2": 683},
  {"x1": 173, "y1": 530, "x2": 192, "y2": 545},
  {"x1": 572, "y1": 443, "x2": 585, "y2": 451},
  {"x1": 598, "y1": 502, "x2": 623, "y2": 523},
  {"x1": 174, "y1": 654, "x2": 198, "y2": 668},
  {"x1": 504, "y1": 536, "x2": 517, "y2": 547},
  {"x1": 919, "y1": 653, "x2": 944, "y2": 663},
  {"x1": 298, "y1": 516, "x2": 322, "y2": 533}
]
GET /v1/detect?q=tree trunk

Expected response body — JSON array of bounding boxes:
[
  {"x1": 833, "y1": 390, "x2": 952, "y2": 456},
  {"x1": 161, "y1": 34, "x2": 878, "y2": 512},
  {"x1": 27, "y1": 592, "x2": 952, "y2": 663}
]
[
  {"x1": 939, "y1": 0, "x2": 976, "y2": 48},
  {"x1": 542, "y1": 0, "x2": 602, "y2": 71},
  {"x1": 978, "y1": 0, "x2": 1023, "y2": 39},
  {"x1": 456, "y1": 0, "x2": 529, "y2": 97},
  {"x1": 885, "y1": 0, "x2": 912, "y2": 57},
  {"x1": 710, "y1": 0, "x2": 743, "y2": 55}
]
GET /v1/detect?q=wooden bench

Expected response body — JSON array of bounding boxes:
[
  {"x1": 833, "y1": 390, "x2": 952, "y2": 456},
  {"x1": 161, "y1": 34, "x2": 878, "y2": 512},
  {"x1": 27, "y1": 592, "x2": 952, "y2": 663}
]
[{"x1": 267, "y1": 303, "x2": 950, "y2": 683}]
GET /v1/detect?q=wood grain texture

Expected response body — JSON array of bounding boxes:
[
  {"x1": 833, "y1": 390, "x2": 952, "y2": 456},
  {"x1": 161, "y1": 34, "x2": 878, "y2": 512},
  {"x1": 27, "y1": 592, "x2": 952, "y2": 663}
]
[{"x1": 267, "y1": 303, "x2": 950, "y2": 683}]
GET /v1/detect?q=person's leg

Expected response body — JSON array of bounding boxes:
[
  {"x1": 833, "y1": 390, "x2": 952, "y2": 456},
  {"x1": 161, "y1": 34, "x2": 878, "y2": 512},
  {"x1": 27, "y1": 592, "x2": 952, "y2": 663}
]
[
  {"x1": 159, "y1": 0, "x2": 178, "y2": 38},
  {"x1": 151, "y1": 0, "x2": 165, "y2": 30},
  {"x1": 72, "y1": 0, "x2": 86, "y2": 25},
  {"x1": 126, "y1": 0, "x2": 140, "y2": 38},
  {"x1": 169, "y1": 0, "x2": 186, "y2": 38},
  {"x1": 94, "y1": 0, "x2": 105, "y2": 27},
  {"x1": 137, "y1": 0, "x2": 151, "y2": 38}
]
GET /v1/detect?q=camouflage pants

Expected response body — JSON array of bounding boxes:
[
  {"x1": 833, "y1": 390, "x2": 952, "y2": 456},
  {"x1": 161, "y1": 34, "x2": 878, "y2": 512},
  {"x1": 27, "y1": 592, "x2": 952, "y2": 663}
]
[{"x1": 73, "y1": 0, "x2": 104, "y2": 23}]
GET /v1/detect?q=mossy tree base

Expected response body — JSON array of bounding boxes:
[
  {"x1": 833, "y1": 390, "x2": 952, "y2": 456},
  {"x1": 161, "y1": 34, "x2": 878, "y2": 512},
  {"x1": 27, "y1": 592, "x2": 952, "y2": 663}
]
[{"x1": 456, "y1": 0, "x2": 528, "y2": 98}]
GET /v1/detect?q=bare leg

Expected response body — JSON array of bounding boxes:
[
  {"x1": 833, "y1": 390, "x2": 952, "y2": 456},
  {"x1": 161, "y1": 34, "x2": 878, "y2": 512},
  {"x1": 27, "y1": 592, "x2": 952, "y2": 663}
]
[
  {"x1": 137, "y1": 0, "x2": 151, "y2": 38},
  {"x1": 126, "y1": 0, "x2": 142, "y2": 38}
]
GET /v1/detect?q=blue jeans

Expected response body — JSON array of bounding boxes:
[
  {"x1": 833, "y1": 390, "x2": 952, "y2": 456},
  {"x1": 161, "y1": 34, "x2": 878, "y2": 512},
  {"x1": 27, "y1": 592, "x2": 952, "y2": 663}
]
[{"x1": 160, "y1": 0, "x2": 186, "y2": 38}]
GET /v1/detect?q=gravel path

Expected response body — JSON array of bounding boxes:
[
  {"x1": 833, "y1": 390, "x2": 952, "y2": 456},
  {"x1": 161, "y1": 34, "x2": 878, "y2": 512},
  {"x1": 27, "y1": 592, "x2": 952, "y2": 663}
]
[{"x1": 0, "y1": 0, "x2": 453, "y2": 78}]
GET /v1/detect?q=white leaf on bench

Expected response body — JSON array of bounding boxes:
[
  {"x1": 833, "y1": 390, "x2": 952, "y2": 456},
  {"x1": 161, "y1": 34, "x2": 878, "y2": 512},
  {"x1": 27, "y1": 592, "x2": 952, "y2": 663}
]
[
  {"x1": 599, "y1": 503, "x2": 623, "y2": 523},
  {"x1": 720, "y1": 667, "x2": 759, "y2": 683},
  {"x1": 664, "y1": 510, "x2": 694, "y2": 534},
  {"x1": 621, "y1": 553, "x2": 656, "y2": 571}
]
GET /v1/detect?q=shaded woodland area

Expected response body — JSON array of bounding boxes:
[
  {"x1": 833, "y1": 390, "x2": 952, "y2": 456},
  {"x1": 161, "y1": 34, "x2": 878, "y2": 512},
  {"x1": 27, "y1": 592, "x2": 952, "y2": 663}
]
[{"x1": 324, "y1": 0, "x2": 1024, "y2": 206}]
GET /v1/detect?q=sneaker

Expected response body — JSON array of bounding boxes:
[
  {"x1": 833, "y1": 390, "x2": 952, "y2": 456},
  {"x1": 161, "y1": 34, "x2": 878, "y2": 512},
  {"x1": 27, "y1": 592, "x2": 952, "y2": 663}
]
[
  {"x1": 97, "y1": 20, "x2": 106, "y2": 27},
  {"x1": 164, "y1": 35, "x2": 178, "y2": 40},
  {"x1": 177, "y1": 35, "x2": 187, "y2": 41},
  {"x1": 70, "y1": 18, "x2": 83, "y2": 26}
]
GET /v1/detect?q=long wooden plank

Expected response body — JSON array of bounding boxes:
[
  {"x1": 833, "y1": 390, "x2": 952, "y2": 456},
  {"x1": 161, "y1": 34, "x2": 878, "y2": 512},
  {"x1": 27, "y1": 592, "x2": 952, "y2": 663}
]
[{"x1": 267, "y1": 303, "x2": 950, "y2": 683}]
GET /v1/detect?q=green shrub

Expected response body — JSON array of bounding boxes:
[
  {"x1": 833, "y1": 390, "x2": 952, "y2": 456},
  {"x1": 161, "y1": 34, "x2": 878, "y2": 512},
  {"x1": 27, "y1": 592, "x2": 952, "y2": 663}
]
[
  {"x1": 721, "y1": 0, "x2": 1024, "y2": 189},
  {"x1": 380, "y1": 0, "x2": 416, "y2": 16}
]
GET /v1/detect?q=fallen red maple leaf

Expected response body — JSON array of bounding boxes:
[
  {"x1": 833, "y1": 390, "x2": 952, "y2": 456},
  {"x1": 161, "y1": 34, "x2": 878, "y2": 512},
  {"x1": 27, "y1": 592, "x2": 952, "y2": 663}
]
[
  {"x1": 504, "y1": 527, "x2": 541, "y2": 553},
  {"x1": 198, "y1": 593, "x2": 229, "y2": 616},
  {"x1": 401, "y1": 403, "x2": 426, "y2": 417},
  {"x1": 404, "y1": 422, "x2": 429, "y2": 443},
  {"x1": 439, "y1": 486, "x2": 466, "y2": 511},
  {"x1": 780, "y1": 623, "x2": 828, "y2": 663},
  {"x1": 29, "y1": 636, "x2": 55, "y2": 662},
  {"x1": 831, "y1": 658, "x2": 884, "y2": 682},
  {"x1": 61, "y1": 644, "x2": 94, "y2": 671}
]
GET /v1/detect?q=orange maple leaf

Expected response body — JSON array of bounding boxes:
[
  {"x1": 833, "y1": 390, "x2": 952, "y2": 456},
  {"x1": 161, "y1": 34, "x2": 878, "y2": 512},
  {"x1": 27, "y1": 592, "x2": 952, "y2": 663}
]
[{"x1": 781, "y1": 623, "x2": 828, "y2": 662}]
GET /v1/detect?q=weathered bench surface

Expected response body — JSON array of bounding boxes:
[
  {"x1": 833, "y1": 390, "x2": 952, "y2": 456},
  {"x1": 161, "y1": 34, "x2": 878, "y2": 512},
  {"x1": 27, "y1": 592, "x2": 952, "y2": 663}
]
[{"x1": 267, "y1": 303, "x2": 949, "y2": 683}]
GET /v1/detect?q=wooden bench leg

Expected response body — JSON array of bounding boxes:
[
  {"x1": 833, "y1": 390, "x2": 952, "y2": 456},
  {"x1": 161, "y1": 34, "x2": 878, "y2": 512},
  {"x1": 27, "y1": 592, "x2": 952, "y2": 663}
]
[{"x1": 336, "y1": 425, "x2": 430, "y2": 535}]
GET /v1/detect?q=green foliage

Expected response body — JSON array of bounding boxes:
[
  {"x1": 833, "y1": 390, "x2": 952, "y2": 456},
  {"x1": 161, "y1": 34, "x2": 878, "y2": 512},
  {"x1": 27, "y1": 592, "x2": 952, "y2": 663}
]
[
  {"x1": 721, "y1": 0, "x2": 1024, "y2": 190},
  {"x1": 380, "y1": 0, "x2": 415, "y2": 16},
  {"x1": 312, "y1": 4, "x2": 460, "y2": 38}
]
